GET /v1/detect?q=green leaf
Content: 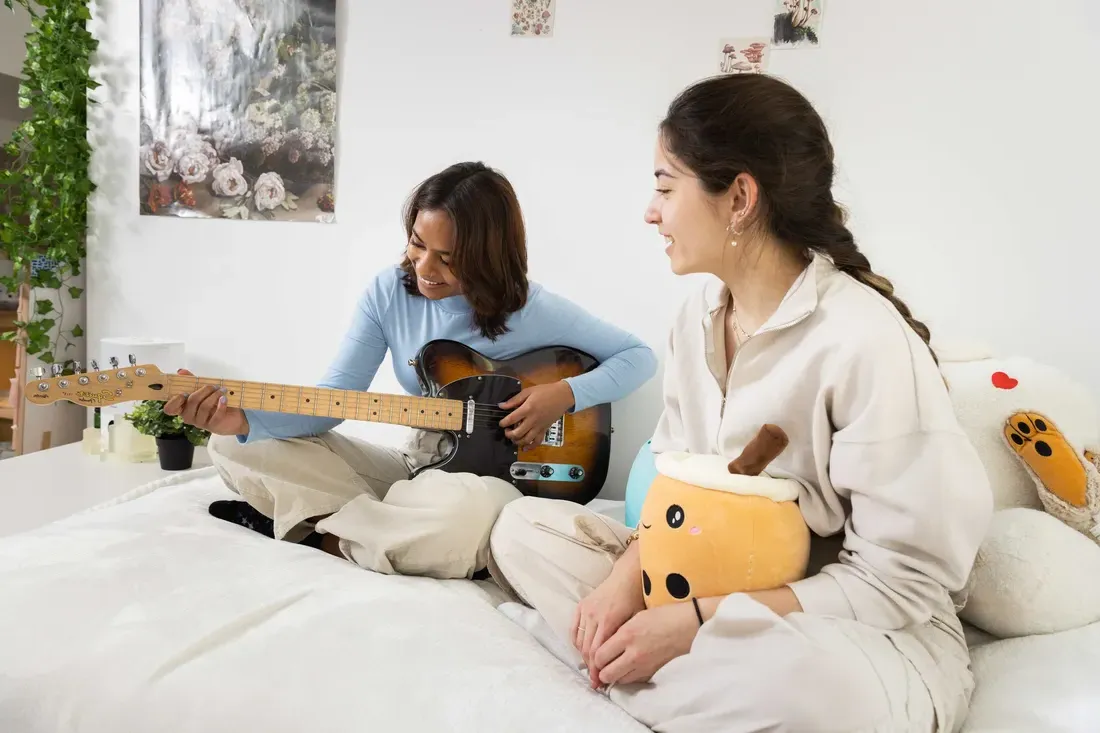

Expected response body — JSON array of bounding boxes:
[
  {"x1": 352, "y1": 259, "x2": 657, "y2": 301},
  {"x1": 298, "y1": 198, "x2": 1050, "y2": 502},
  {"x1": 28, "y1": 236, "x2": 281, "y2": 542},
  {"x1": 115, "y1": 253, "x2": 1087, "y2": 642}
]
[
  {"x1": 37, "y1": 270, "x2": 62, "y2": 289},
  {"x1": 70, "y1": 323, "x2": 83, "y2": 338},
  {"x1": 40, "y1": 351, "x2": 54, "y2": 364},
  {"x1": 68, "y1": 286, "x2": 83, "y2": 299},
  {"x1": 27, "y1": 332, "x2": 49, "y2": 353},
  {"x1": 35, "y1": 298, "x2": 54, "y2": 315}
]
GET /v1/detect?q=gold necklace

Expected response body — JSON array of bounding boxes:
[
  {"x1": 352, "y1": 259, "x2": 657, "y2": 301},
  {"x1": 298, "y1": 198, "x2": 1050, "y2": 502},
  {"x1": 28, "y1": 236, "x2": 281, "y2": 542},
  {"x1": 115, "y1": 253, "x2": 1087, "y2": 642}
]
[{"x1": 730, "y1": 301, "x2": 752, "y2": 344}]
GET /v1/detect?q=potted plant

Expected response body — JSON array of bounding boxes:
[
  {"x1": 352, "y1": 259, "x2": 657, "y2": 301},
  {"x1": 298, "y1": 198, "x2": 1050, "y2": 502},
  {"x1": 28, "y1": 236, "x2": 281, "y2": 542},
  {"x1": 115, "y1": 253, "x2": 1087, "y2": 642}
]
[{"x1": 124, "y1": 400, "x2": 209, "y2": 470}]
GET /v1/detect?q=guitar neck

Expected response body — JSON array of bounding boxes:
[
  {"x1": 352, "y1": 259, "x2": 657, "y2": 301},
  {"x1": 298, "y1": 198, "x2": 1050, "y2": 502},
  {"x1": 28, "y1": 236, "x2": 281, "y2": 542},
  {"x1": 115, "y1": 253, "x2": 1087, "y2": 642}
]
[{"x1": 166, "y1": 375, "x2": 465, "y2": 431}]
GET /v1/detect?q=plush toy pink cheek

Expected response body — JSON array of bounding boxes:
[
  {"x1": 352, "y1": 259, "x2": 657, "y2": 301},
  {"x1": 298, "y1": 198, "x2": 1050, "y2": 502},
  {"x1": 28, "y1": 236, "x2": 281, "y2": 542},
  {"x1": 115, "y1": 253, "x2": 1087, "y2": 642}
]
[{"x1": 689, "y1": 526, "x2": 701, "y2": 535}]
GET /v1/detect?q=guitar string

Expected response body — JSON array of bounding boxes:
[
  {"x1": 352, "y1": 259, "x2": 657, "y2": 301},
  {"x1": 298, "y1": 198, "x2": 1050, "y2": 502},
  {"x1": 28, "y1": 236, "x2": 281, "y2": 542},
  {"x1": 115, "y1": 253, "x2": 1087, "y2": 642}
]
[
  {"x1": 163, "y1": 378, "x2": 557, "y2": 423},
  {"x1": 165, "y1": 378, "x2": 548, "y2": 416}
]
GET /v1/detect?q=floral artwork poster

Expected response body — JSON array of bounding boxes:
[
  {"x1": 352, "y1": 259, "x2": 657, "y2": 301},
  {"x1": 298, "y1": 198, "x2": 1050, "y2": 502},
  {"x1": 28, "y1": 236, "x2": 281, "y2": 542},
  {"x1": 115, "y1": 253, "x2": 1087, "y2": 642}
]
[{"x1": 138, "y1": 0, "x2": 337, "y2": 223}]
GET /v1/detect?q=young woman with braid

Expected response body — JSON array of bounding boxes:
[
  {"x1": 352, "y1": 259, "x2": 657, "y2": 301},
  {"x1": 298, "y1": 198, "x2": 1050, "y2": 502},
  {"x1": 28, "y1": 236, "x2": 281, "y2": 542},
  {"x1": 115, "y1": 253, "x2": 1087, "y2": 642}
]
[{"x1": 488, "y1": 74, "x2": 992, "y2": 731}]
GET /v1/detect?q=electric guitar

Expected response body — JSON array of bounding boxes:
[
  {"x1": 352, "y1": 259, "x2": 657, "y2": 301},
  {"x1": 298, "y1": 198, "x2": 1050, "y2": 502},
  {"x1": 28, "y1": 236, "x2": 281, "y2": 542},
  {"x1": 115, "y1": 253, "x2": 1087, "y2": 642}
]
[{"x1": 24, "y1": 339, "x2": 613, "y2": 504}]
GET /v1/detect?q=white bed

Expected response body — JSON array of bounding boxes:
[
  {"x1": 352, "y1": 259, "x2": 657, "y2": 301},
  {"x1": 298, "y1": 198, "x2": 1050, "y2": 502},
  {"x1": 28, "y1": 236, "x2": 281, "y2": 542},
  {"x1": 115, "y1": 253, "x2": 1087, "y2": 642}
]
[{"x1": 1, "y1": 468, "x2": 1097, "y2": 732}]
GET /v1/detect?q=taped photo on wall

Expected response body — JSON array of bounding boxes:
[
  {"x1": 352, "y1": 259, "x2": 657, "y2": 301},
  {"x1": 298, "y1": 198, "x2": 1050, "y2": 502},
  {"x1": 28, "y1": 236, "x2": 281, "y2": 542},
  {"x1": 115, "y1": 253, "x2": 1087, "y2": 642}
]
[{"x1": 772, "y1": 0, "x2": 823, "y2": 48}]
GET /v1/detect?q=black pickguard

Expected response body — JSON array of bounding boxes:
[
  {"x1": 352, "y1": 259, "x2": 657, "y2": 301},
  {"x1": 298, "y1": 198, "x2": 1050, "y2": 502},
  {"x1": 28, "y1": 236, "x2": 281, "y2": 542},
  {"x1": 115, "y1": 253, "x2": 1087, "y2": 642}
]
[{"x1": 410, "y1": 375, "x2": 522, "y2": 482}]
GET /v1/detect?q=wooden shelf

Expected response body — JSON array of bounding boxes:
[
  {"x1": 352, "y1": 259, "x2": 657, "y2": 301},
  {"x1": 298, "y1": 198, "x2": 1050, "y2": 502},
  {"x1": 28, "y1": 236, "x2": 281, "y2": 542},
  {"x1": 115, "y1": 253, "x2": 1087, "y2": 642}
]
[{"x1": 0, "y1": 285, "x2": 26, "y2": 454}]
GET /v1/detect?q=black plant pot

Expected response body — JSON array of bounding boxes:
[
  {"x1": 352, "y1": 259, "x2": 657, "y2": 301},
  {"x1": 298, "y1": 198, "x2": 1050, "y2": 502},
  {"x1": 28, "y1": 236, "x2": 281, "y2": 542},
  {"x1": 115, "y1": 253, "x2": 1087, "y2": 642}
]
[{"x1": 156, "y1": 434, "x2": 195, "y2": 471}]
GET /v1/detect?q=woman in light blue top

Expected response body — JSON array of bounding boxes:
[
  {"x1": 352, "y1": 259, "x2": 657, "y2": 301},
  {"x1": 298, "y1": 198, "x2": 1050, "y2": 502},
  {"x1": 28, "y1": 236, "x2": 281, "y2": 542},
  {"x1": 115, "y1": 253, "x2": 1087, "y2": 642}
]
[{"x1": 165, "y1": 161, "x2": 657, "y2": 572}]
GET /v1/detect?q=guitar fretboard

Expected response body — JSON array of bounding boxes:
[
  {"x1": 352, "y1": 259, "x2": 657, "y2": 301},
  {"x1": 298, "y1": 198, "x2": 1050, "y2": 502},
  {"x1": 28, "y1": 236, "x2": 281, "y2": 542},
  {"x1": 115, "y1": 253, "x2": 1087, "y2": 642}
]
[{"x1": 166, "y1": 376, "x2": 465, "y2": 431}]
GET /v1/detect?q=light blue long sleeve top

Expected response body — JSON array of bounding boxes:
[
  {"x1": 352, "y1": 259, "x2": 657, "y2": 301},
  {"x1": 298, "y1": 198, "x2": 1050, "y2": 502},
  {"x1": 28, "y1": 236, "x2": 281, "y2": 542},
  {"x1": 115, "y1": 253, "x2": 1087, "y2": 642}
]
[{"x1": 242, "y1": 266, "x2": 658, "y2": 443}]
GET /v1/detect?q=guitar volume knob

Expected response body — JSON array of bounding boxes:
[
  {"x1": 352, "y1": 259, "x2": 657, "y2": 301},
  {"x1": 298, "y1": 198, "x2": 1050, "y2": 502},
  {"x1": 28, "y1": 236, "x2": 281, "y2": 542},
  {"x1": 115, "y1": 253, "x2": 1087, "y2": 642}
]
[
  {"x1": 540, "y1": 465, "x2": 553, "y2": 477},
  {"x1": 569, "y1": 467, "x2": 583, "y2": 479}
]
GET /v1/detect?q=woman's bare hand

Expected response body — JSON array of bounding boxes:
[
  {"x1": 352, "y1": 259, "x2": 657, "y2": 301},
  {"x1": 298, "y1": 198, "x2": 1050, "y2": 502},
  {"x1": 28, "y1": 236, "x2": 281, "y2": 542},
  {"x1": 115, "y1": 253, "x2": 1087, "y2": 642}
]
[{"x1": 163, "y1": 369, "x2": 249, "y2": 437}]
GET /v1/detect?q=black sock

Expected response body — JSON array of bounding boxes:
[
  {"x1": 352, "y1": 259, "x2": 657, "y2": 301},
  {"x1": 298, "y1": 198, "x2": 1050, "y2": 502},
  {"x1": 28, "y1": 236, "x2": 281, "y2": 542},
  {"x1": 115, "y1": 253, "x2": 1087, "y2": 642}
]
[
  {"x1": 208, "y1": 500, "x2": 275, "y2": 538},
  {"x1": 209, "y1": 500, "x2": 329, "y2": 551},
  {"x1": 299, "y1": 531, "x2": 325, "y2": 550}
]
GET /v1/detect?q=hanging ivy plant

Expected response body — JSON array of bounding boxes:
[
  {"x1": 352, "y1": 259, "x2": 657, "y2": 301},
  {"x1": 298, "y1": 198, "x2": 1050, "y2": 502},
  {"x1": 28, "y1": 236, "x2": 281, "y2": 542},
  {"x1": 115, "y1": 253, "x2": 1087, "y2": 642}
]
[{"x1": 0, "y1": 0, "x2": 98, "y2": 369}]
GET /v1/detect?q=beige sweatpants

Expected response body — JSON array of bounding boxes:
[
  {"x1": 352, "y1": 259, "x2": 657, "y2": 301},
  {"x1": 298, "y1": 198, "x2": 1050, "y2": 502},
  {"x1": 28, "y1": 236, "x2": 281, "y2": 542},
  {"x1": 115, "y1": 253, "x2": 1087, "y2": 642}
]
[
  {"x1": 489, "y1": 497, "x2": 977, "y2": 733},
  {"x1": 206, "y1": 431, "x2": 521, "y2": 579}
]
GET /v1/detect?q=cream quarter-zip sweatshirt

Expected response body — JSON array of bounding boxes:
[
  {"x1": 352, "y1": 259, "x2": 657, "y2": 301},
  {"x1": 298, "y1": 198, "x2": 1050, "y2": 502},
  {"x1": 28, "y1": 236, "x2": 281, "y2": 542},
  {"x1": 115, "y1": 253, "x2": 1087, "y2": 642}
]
[{"x1": 650, "y1": 254, "x2": 993, "y2": 631}]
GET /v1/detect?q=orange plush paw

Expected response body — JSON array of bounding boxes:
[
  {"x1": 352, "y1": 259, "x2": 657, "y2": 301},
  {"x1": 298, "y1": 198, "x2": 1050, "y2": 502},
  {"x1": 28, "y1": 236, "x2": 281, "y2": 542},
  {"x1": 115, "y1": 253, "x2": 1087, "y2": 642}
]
[{"x1": 1004, "y1": 412, "x2": 1088, "y2": 507}]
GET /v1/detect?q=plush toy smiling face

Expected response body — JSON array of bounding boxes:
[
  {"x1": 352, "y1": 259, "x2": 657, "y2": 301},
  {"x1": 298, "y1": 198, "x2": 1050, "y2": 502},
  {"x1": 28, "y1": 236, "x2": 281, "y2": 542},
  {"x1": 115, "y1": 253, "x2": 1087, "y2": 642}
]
[{"x1": 637, "y1": 453, "x2": 811, "y2": 608}]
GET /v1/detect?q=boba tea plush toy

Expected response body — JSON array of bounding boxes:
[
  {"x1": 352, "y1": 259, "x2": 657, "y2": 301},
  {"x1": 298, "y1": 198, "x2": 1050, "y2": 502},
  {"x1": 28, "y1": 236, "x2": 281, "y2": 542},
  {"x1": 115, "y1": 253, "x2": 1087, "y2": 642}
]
[{"x1": 637, "y1": 425, "x2": 811, "y2": 608}]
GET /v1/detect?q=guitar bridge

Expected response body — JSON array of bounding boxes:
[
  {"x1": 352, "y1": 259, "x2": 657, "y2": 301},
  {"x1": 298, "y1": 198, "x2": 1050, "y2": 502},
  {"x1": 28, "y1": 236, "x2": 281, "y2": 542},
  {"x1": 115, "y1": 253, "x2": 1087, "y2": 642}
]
[{"x1": 542, "y1": 417, "x2": 564, "y2": 447}]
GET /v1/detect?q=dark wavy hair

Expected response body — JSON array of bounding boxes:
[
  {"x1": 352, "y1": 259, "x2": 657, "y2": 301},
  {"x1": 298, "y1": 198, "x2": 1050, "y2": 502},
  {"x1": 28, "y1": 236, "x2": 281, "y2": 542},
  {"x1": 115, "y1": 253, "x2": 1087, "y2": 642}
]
[
  {"x1": 659, "y1": 74, "x2": 936, "y2": 363},
  {"x1": 400, "y1": 162, "x2": 528, "y2": 340}
]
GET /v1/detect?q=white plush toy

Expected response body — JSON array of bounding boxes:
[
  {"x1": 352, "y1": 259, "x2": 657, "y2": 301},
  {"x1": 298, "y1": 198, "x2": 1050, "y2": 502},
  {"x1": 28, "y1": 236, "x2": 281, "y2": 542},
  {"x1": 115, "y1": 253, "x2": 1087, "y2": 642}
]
[{"x1": 938, "y1": 343, "x2": 1100, "y2": 639}]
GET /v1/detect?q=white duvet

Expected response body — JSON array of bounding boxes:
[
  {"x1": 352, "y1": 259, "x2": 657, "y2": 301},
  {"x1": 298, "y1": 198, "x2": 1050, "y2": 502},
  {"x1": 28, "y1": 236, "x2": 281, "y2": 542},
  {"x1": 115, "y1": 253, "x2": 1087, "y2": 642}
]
[
  {"x1": 0, "y1": 469, "x2": 646, "y2": 733},
  {"x1": 1, "y1": 468, "x2": 1098, "y2": 733}
]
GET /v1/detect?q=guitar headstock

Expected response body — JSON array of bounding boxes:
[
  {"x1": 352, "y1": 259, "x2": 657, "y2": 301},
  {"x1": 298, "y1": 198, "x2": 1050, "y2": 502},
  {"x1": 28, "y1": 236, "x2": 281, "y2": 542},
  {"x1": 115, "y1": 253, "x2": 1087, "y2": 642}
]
[{"x1": 24, "y1": 356, "x2": 170, "y2": 408}]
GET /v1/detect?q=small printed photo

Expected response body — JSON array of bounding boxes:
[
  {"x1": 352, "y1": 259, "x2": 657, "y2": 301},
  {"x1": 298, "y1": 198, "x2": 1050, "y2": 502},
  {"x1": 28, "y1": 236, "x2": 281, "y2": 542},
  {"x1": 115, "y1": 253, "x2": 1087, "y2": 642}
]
[
  {"x1": 772, "y1": 0, "x2": 823, "y2": 48},
  {"x1": 718, "y1": 38, "x2": 771, "y2": 75},
  {"x1": 511, "y1": 0, "x2": 555, "y2": 37}
]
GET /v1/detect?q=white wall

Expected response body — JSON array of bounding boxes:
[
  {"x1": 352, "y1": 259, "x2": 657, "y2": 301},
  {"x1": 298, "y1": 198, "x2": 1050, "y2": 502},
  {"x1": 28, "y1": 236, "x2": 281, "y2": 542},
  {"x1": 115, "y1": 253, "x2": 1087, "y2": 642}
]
[{"x1": 86, "y1": 0, "x2": 1100, "y2": 498}]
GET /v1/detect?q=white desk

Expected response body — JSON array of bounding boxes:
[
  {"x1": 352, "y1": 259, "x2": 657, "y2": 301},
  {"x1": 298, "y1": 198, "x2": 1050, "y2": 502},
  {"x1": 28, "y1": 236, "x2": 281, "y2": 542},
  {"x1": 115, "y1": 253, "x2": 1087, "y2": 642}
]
[{"x1": 0, "y1": 442, "x2": 212, "y2": 538}]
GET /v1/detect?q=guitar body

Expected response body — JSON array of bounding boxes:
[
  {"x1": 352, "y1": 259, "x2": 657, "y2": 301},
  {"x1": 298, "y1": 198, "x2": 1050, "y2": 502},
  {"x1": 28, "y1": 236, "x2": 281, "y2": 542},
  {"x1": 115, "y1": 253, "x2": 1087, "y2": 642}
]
[{"x1": 410, "y1": 340, "x2": 611, "y2": 503}]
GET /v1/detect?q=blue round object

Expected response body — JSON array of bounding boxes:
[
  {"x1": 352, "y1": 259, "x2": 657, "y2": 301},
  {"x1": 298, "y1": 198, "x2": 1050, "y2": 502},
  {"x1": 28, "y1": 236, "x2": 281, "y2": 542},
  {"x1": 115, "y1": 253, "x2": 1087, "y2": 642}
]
[{"x1": 624, "y1": 439, "x2": 658, "y2": 529}]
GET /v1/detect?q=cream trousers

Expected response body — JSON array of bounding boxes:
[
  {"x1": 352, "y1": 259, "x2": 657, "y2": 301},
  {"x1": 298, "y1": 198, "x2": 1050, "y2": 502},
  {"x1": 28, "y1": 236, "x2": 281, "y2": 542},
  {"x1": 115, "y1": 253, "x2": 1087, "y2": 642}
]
[
  {"x1": 488, "y1": 497, "x2": 977, "y2": 733},
  {"x1": 207, "y1": 431, "x2": 522, "y2": 579}
]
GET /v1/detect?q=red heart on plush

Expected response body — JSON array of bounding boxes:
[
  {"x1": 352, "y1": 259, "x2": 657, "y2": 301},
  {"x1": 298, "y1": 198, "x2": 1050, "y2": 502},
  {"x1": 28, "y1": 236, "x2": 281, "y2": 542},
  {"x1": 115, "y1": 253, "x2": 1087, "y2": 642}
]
[{"x1": 992, "y1": 371, "x2": 1018, "y2": 390}]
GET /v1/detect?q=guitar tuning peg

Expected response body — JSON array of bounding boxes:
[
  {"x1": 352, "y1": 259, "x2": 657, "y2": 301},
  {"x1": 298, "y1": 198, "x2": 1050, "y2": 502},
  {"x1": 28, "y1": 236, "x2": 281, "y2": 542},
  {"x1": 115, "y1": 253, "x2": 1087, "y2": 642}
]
[
  {"x1": 128, "y1": 354, "x2": 137, "y2": 366},
  {"x1": 32, "y1": 367, "x2": 45, "y2": 380},
  {"x1": 74, "y1": 361, "x2": 83, "y2": 373},
  {"x1": 51, "y1": 364, "x2": 63, "y2": 377},
  {"x1": 109, "y1": 356, "x2": 119, "y2": 369},
  {"x1": 90, "y1": 360, "x2": 99, "y2": 372}
]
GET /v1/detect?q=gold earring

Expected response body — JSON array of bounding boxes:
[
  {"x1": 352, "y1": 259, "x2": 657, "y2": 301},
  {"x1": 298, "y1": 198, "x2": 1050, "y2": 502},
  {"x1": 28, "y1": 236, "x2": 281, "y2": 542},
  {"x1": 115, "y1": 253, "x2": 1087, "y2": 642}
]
[{"x1": 728, "y1": 221, "x2": 740, "y2": 247}]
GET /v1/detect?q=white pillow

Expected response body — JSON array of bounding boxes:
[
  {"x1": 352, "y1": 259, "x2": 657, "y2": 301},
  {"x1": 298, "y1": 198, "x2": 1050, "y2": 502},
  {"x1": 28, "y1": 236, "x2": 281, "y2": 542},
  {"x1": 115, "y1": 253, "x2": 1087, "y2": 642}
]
[{"x1": 961, "y1": 508, "x2": 1100, "y2": 638}]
